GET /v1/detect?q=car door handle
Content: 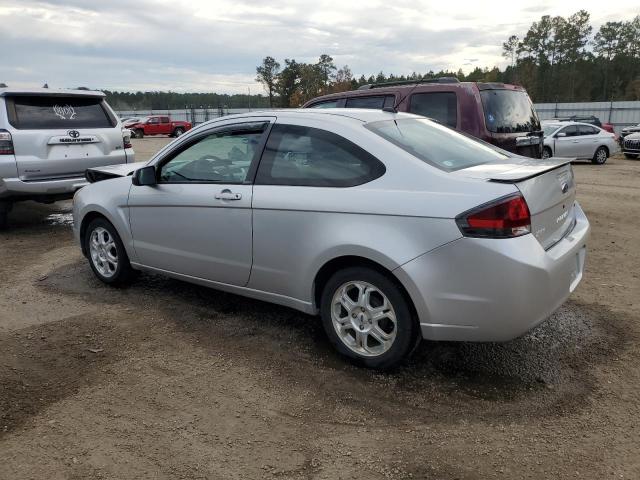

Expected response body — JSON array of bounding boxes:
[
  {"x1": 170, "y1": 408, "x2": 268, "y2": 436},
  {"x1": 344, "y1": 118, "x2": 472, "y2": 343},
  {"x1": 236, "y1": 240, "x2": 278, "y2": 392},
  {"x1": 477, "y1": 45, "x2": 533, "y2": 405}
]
[{"x1": 215, "y1": 189, "x2": 242, "y2": 200}]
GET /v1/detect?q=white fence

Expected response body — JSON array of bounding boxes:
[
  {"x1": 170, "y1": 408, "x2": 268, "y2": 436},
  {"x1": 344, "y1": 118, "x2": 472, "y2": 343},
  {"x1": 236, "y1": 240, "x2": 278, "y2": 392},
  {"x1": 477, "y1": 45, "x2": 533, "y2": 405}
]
[
  {"x1": 117, "y1": 101, "x2": 640, "y2": 133},
  {"x1": 533, "y1": 101, "x2": 640, "y2": 133}
]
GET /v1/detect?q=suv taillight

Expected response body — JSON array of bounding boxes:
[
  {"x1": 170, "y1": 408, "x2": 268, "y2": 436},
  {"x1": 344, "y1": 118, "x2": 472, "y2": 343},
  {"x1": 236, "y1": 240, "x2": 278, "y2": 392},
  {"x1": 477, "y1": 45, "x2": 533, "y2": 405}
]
[
  {"x1": 456, "y1": 194, "x2": 531, "y2": 238},
  {"x1": 123, "y1": 130, "x2": 132, "y2": 149},
  {"x1": 0, "y1": 129, "x2": 14, "y2": 155}
]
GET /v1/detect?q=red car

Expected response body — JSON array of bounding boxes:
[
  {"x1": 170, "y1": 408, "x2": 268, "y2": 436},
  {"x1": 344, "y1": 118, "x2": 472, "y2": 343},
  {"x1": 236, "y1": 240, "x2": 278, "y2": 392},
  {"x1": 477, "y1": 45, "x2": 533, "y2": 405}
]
[{"x1": 126, "y1": 115, "x2": 191, "y2": 138}]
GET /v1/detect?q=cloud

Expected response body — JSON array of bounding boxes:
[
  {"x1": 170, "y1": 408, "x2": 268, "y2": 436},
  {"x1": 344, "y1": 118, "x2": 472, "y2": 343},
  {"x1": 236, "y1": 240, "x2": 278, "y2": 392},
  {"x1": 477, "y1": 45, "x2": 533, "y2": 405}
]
[{"x1": 0, "y1": 0, "x2": 638, "y2": 93}]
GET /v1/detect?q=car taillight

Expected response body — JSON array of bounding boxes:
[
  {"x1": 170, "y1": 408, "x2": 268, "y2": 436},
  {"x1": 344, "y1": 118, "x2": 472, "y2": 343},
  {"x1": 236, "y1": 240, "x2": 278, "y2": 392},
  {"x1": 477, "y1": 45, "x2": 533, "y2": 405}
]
[
  {"x1": 123, "y1": 130, "x2": 132, "y2": 149},
  {"x1": 456, "y1": 194, "x2": 531, "y2": 238},
  {"x1": 0, "y1": 129, "x2": 14, "y2": 155}
]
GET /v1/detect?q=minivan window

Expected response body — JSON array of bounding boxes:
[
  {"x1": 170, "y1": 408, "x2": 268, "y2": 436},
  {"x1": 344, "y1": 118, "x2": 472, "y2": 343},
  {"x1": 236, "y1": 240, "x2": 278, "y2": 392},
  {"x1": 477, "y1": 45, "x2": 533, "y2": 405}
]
[
  {"x1": 480, "y1": 89, "x2": 540, "y2": 134},
  {"x1": 345, "y1": 96, "x2": 394, "y2": 109},
  {"x1": 366, "y1": 118, "x2": 509, "y2": 172},
  {"x1": 6, "y1": 95, "x2": 115, "y2": 130},
  {"x1": 256, "y1": 124, "x2": 385, "y2": 187},
  {"x1": 408, "y1": 92, "x2": 457, "y2": 128},
  {"x1": 309, "y1": 100, "x2": 340, "y2": 108}
]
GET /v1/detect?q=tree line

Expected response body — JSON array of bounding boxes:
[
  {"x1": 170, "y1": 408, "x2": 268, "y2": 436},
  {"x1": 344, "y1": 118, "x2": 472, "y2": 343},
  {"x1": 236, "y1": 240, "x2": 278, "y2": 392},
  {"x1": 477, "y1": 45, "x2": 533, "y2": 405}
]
[
  {"x1": 256, "y1": 11, "x2": 640, "y2": 106},
  {"x1": 103, "y1": 90, "x2": 271, "y2": 111}
]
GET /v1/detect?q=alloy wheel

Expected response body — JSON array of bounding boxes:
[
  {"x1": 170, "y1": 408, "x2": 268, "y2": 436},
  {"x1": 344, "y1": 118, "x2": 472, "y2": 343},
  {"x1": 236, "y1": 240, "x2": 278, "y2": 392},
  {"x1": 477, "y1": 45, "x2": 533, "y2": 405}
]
[
  {"x1": 331, "y1": 281, "x2": 398, "y2": 357},
  {"x1": 89, "y1": 227, "x2": 118, "y2": 278}
]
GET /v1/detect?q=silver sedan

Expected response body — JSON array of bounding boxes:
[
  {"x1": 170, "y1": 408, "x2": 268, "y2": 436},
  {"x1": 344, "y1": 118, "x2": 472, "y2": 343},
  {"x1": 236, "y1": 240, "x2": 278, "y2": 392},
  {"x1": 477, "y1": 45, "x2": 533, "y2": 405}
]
[
  {"x1": 73, "y1": 109, "x2": 590, "y2": 368},
  {"x1": 542, "y1": 121, "x2": 617, "y2": 164}
]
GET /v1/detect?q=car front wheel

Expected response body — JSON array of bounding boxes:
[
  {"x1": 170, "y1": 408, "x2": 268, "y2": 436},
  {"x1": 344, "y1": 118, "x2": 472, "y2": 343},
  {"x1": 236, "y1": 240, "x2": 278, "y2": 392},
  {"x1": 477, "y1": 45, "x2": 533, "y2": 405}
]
[
  {"x1": 85, "y1": 218, "x2": 135, "y2": 285},
  {"x1": 542, "y1": 147, "x2": 552, "y2": 159},
  {"x1": 592, "y1": 146, "x2": 608, "y2": 164},
  {"x1": 320, "y1": 267, "x2": 419, "y2": 369}
]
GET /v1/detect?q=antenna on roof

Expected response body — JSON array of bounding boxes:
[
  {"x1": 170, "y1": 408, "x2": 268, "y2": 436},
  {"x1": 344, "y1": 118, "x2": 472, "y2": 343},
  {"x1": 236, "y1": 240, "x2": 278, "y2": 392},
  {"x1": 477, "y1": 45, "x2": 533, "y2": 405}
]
[{"x1": 382, "y1": 76, "x2": 427, "y2": 113}]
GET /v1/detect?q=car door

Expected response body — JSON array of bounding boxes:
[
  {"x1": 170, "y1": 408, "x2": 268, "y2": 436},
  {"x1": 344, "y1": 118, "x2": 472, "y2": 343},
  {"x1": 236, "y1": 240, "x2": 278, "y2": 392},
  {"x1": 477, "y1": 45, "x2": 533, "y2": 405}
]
[
  {"x1": 145, "y1": 117, "x2": 160, "y2": 135},
  {"x1": 553, "y1": 125, "x2": 580, "y2": 157},
  {"x1": 577, "y1": 124, "x2": 600, "y2": 157},
  {"x1": 128, "y1": 119, "x2": 272, "y2": 286},
  {"x1": 159, "y1": 116, "x2": 171, "y2": 135}
]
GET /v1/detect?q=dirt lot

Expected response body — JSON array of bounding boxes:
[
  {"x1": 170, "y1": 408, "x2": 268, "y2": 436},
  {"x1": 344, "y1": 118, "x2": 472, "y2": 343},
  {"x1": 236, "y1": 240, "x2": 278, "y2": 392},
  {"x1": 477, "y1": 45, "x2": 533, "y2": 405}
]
[{"x1": 1, "y1": 137, "x2": 639, "y2": 479}]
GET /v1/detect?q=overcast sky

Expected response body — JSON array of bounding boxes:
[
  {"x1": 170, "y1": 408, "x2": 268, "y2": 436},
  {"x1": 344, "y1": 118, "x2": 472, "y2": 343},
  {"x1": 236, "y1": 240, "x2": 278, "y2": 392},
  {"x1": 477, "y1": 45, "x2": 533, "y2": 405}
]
[{"x1": 1, "y1": 0, "x2": 638, "y2": 94}]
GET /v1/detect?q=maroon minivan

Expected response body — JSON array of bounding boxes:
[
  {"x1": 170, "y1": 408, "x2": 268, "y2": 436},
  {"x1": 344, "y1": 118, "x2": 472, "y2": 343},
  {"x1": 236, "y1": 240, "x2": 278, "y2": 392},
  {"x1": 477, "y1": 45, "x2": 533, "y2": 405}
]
[{"x1": 302, "y1": 78, "x2": 543, "y2": 158}]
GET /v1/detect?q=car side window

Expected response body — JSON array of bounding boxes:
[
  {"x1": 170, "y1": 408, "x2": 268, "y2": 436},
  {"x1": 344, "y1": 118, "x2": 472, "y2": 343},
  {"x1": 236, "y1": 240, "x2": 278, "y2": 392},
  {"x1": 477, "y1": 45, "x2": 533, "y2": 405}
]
[
  {"x1": 148, "y1": 117, "x2": 159, "y2": 124},
  {"x1": 560, "y1": 125, "x2": 578, "y2": 137},
  {"x1": 308, "y1": 100, "x2": 340, "y2": 109},
  {"x1": 159, "y1": 124, "x2": 267, "y2": 184},
  {"x1": 408, "y1": 92, "x2": 458, "y2": 128},
  {"x1": 161, "y1": 116, "x2": 170, "y2": 124},
  {"x1": 578, "y1": 125, "x2": 598, "y2": 135},
  {"x1": 255, "y1": 124, "x2": 385, "y2": 187},
  {"x1": 345, "y1": 96, "x2": 394, "y2": 109}
]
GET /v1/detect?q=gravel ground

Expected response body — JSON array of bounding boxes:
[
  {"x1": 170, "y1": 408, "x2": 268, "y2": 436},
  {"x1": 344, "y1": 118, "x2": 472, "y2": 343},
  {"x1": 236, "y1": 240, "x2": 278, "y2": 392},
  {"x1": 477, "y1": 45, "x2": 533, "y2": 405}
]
[{"x1": 0, "y1": 137, "x2": 638, "y2": 479}]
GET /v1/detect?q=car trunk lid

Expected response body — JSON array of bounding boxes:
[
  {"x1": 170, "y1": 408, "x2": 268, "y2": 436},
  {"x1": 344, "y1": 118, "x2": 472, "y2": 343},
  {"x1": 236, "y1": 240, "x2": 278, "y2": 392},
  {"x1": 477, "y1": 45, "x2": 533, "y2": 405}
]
[{"x1": 455, "y1": 157, "x2": 576, "y2": 250}]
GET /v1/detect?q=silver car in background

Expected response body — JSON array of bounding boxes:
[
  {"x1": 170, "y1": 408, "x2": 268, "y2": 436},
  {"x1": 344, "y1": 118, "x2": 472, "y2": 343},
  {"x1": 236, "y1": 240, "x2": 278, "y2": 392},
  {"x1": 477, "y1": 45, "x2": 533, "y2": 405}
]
[
  {"x1": 542, "y1": 121, "x2": 617, "y2": 164},
  {"x1": 73, "y1": 109, "x2": 590, "y2": 368},
  {"x1": 0, "y1": 87, "x2": 134, "y2": 228}
]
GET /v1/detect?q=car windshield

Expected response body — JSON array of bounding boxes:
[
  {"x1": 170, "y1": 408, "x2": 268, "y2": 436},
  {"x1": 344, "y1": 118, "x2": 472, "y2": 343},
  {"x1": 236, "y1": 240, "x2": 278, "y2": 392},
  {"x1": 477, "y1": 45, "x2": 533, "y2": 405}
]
[
  {"x1": 543, "y1": 124, "x2": 561, "y2": 136},
  {"x1": 480, "y1": 89, "x2": 540, "y2": 134},
  {"x1": 365, "y1": 118, "x2": 510, "y2": 171}
]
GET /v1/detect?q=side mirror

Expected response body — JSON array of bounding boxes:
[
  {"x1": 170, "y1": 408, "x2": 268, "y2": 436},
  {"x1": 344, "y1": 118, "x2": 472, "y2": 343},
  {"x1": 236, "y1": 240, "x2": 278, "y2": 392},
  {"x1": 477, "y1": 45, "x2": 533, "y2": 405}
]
[
  {"x1": 132, "y1": 166, "x2": 157, "y2": 186},
  {"x1": 555, "y1": 132, "x2": 566, "y2": 138}
]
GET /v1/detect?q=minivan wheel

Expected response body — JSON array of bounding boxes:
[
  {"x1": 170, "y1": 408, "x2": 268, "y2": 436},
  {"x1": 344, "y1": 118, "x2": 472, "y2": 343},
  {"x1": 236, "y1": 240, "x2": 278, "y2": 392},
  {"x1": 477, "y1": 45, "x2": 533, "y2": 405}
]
[
  {"x1": 542, "y1": 147, "x2": 552, "y2": 159},
  {"x1": 592, "y1": 146, "x2": 608, "y2": 164},
  {"x1": 85, "y1": 218, "x2": 135, "y2": 285},
  {"x1": 320, "y1": 267, "x2": 419, "y2": 369}
]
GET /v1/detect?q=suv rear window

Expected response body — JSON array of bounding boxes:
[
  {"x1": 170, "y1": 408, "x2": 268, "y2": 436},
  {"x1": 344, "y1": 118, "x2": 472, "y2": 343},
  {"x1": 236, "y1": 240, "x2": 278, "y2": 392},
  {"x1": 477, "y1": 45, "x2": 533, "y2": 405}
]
[
  {"x1": 366, "y1": 118, "x2": 509, "y2": 172},
  {"x1": 408, "y1": 92, "x2": 457, "y2": 128},
  {"x1": 6, "y1": 95, "x2": 115, "y2": 129},
  {"x1": 479, "y1": 89, "x2": 540, "y2": 134}
]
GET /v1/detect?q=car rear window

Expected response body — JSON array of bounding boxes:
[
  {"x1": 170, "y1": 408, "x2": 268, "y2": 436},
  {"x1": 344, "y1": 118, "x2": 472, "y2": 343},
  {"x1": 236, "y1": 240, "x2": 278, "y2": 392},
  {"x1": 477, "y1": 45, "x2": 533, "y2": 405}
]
[
  {"x1": 408, "y1": 92, "x2": 457, "y2": 128},
  {"x1": 6, "y1": 95, "x2": 115, "y2": 129},
  {"x1": 480, "y1": 89, "x2": 540, "y2": 134},
  {"x1": 365, "y1": 118, "x2": 510, "y2": 172}
]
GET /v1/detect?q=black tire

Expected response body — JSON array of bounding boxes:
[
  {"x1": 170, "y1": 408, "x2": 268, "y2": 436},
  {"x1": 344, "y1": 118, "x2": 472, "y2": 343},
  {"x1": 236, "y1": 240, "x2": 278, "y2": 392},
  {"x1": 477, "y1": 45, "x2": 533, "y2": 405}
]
[
  {"x1": 592, "y1": 146, "x2": 608, "y2": 164},
  {"x1": 84, "y1": 217, "x2": 135, "y2": 286},
  {"x1": 320, "y1": 267, "x2": 420, "y2": 369},
  {"x1": 135, "y1": 129, "x2": 144, "y2": 139},
  {"x1": 624, "y1": 153, "x2": 639, "y2": 159},
  {"x1": 542, "y1": 146, "x2": 552, "y2": 159},
  {"x1": 173, "y1": 127, "x2": 185, "y2": 137}
]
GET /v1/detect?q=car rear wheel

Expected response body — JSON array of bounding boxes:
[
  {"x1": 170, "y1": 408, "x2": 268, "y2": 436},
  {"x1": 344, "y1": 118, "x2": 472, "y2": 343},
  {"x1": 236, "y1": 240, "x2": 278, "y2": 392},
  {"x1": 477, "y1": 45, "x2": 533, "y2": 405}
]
[
  {"x1": 320, "y1": 267, "x2": 419, "y2": 369},
  {"x1": 85, "y1": 218, "x2": 135, "y2": 285},
  {"x1": 624, "y1": 153, "x2": 638, "y2": 159},
  {"x1": 592, "y1": 146, "x2": 608, "y2": 165},
  {"x1": 135, "y1": 129, "x2": 144, "y2": 139},
  {"x1": 542, "y1": 147, "x2": 552, "y2": 159},
  {"x1": 173, "y1": 127, "x2": 185, "y2": 137}
]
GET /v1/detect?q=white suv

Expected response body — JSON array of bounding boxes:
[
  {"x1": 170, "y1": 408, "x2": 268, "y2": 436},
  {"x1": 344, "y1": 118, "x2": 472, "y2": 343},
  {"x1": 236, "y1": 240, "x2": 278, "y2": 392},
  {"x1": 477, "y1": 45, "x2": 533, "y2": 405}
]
[{"x1": 0, "y1": 87, "x2": 134, "y2": 228}]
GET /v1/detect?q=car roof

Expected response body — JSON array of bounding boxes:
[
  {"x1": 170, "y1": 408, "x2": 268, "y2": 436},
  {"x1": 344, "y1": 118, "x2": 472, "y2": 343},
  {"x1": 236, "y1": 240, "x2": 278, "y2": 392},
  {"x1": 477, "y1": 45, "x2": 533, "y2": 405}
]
[
  {"x1": 542, "y1": 121, "x2": 599, "y2": 128},
  {"x1": 215, "y1": 108, "x2": 421, "y2": 124},
  {"x1": 0, "y1": 87, "x2": 105, "y2": 98}
]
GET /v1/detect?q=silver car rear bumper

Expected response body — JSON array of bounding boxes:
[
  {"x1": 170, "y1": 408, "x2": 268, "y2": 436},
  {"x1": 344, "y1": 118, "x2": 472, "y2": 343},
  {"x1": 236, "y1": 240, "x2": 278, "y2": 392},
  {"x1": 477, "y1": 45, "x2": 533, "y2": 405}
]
[
  {"x1": 0, "y1": 176, "x2": 88, "y2": 199},
  {"x1": 395, "y1": 201, "x2": 590, "y2": 342}
]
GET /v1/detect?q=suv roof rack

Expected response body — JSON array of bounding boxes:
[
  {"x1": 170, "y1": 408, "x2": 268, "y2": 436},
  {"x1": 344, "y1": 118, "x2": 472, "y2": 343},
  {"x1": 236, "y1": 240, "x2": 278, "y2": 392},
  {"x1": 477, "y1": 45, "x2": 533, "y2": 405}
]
[{"x1": 358, "y1": 77, "x2": 460, "y2": 90}]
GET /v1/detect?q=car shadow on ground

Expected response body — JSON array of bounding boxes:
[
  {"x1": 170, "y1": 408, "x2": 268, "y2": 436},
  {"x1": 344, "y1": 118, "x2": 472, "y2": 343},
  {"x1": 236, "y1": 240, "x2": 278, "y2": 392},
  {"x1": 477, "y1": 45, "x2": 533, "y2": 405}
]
[{"x1": 28, "y1": 257, "x2": 630, "y2": 421}]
